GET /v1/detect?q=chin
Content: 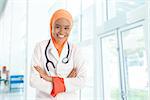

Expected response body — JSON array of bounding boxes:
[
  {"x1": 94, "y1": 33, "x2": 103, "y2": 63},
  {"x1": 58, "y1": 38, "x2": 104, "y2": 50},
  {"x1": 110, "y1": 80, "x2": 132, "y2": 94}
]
[{"x1": 57, "y1": 39, "x2": 65, "y2": 44}]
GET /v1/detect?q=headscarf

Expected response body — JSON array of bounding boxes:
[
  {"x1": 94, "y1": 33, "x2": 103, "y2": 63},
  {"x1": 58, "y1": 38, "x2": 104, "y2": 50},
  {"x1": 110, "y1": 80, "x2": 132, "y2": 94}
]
[{"x1": 50, "y1": 9, "x2": 73, "y2": 56}]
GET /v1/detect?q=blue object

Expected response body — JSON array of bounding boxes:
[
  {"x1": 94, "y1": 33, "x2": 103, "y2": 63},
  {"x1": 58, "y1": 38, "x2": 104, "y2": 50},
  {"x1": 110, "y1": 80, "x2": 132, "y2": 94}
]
[{"x1": 9, "y1": 75, "x2": 24, "y2": 92}]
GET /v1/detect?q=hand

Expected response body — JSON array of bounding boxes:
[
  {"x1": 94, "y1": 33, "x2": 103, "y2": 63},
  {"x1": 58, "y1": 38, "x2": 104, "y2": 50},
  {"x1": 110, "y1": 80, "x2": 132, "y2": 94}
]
[
  {"x1": 34, "y1": 66, "x2": 47, "y2": 76},
  {"x1": 34, "y1": 66, "x2": 52, "y2": 82},
  {"x1": 67, "y1": 68, "x2": 77, "y2": 78}
]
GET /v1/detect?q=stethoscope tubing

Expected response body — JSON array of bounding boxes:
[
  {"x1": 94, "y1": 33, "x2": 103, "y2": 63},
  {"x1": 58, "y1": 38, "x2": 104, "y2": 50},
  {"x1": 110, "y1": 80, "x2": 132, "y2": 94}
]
[{"x1": 45, "y1": 39, "x2": 70, "y2": 72}]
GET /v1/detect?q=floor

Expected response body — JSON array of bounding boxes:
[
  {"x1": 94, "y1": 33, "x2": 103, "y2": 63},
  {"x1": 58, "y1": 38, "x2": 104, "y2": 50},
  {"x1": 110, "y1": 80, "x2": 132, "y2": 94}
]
[{"x1": 0, "y1": 92, "x2": 24, "y2": 100}]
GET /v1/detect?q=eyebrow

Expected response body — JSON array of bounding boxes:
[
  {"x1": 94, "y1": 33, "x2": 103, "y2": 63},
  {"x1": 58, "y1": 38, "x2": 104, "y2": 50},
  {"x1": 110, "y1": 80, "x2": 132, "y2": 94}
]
[
  {"x1": 55, "y1": 24, "x2": 70, "y2": 27},
  {"x1": 55, "y1": 24, "x2": 61, "y2": 26}
]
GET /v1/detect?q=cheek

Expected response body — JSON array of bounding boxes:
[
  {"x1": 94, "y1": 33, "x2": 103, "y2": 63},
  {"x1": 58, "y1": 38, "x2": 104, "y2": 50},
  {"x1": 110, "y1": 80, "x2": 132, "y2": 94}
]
[{"x1": 53, "y1": 28, "x2": 58, "y2": 33}]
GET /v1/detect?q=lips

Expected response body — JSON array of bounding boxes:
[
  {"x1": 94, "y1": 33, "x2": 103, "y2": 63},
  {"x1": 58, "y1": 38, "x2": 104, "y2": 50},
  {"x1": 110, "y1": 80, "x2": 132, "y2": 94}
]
[
  {"x1": 58, "y1": 34, "x2": 65, "y2": 38},
  {"x1": 57, "y1": 34, "x2": 67, "y2": 39}
]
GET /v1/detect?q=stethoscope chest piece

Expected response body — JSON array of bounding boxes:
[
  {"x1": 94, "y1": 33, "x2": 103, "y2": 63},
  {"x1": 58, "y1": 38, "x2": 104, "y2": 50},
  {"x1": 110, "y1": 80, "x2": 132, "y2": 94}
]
[{"x1": 62, "y1": 57, "x2": 69, "y2": 64}]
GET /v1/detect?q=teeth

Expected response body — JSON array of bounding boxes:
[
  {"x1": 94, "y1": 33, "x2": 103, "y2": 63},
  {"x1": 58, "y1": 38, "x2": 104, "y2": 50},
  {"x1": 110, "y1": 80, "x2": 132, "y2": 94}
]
[{"x1": 58, "y1": 34, "x2": 65, "y2": 38}]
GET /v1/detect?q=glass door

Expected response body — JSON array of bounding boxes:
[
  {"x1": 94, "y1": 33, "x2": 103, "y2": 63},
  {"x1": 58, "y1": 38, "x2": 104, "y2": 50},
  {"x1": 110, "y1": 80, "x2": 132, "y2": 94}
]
[
  {"x1": 121, "y1": 25, "x2": 148, "y2": 100},
  {"x1": 101, "y1": 32, "x2": 121, "y2": 100}
]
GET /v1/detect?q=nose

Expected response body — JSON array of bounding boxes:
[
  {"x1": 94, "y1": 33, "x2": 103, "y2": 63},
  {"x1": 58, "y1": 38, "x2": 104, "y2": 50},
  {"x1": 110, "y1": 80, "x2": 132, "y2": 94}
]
[{"x1": 60, "y1": 28, "x2": 65, "y2": 35}]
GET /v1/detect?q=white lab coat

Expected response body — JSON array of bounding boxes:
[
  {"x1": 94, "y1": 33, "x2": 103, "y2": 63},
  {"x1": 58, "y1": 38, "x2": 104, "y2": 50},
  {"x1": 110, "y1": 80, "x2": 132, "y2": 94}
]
[{"x1": 30, "y1": 39, "x2": 87, "y2": 100}]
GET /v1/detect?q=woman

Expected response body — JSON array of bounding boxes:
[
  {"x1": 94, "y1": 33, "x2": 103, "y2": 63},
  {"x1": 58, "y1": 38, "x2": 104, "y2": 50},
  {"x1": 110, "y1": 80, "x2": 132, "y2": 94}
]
[{"x1": 30, "y1": 9, "x2": 87, "y2": 100}]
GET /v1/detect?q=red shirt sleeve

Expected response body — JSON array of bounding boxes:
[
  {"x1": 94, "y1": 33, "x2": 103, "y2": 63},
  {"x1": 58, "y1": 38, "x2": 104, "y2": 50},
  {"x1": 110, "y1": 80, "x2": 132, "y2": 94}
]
[{"x1": 51, "y1": 77, "x2": 66, "y2": 97}]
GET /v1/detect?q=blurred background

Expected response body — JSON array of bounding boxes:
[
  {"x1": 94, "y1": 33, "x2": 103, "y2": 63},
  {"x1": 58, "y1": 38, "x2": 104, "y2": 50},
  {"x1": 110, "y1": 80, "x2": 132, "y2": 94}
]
[{"x1": 0, "y1": 0, "x2": 150, "y2": 100}]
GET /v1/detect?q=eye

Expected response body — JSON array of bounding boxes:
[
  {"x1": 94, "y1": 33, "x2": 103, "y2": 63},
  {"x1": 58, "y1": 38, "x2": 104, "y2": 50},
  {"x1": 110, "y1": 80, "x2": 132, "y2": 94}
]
[
  {"x1": 64, "y1": 27, "x2": 69, "y2": 30},
  {"x1": 55, "y1": 24, "x2": 61, "y2": 29},
  {"x1": 56, "y1": 26, "x2": 60, "y2": 28}
]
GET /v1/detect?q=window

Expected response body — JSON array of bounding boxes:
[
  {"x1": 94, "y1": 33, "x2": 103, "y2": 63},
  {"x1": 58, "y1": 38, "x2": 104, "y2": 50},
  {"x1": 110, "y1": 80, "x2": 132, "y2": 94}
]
[
  {"x1": 101, "y1": 33, "x2": 121, "y2": 100},
  {"x1": 107, "y1": 0, "x2": 145, "y2": 20},
  {"x1": 80, "y1": 44, "x2": 94, "y2": 100},
  {"x1": 66, "y1": 0, "x2": 81, "y2": 44},
  {"x1": 121, "y1": 25, "x2": 148, "y2": 100}
]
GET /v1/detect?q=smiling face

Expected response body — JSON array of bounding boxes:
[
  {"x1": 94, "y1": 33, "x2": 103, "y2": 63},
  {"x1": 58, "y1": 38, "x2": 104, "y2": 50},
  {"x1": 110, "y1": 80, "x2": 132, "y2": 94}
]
[{"x1": 52, "y1": 18, "x2": 72, "y2": 45}]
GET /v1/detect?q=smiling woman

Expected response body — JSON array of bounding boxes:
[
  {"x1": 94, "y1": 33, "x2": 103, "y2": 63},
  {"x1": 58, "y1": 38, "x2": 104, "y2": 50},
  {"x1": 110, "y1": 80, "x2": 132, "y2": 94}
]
[
  {"x1": 30, "y1": 9, "x2": 87, "y2": 100},
  {"x1": 0, "y1": 0, "x2": 7, "y2": 17}
]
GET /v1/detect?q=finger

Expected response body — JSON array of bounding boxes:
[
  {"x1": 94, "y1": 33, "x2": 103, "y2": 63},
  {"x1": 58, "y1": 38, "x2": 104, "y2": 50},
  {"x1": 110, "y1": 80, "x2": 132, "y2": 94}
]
[
  {"x1": 67, "y1": 72, "x2": 73, "y2": 78},
  {"x1": 71, "y1": 72, "x2": 76, "y2": 77},
  {"x1": 67, "y1": 68, "x2": 77, "y2": 78},
  {"x1": 71, "y1": 69, "x2": 77, "y2": 75},
  {"x1": 34, "y1": 67, "x2": 40, "y2": 72},
  {"x1": 72, "y1": 72, "x2": 77, "y2": 77},
  {"x1": 34, "y1": 66, "x2": 39, "y2": 71},
  {"x1": 70, "y1": 68, "x2": 76, "y2": 74},
  {"x1": 34, "y1": 66, "x2": 44, "y2": 74},
  {"x1": 72, "y1": 68, "x2": 77, "y2": 72},
  {"x1": 35, "y1": 66, "x2": 43, "y2": 71},
  {"x1": 73, "y1": 70, "x2": 77, "y2": 76},
  {"x1": 68, "y1": 71, "x2": 77, "y2": 78},
  {"x1": 34, "y1": 66, "x2": 40, "y2": 70},
  {"x1": 34, "y1": 66, "x2": 40, "y2": 68}
]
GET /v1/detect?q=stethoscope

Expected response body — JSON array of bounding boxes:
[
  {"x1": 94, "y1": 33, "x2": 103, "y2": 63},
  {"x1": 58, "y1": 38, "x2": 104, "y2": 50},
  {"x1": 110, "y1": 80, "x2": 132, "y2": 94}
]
[{"x1": 45, "y1": 39, "x2": 70, "y2": 72}]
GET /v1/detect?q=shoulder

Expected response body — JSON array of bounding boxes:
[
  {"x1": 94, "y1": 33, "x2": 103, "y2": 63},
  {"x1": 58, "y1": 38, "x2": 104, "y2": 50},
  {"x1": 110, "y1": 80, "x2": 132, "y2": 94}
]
[
  {"x1": 36, "y1": 40, "x2": 49, "y2": 46},
  {"x1": 69, "y1": 43, "x2": 85, "y2": 58},
  {"x1": 33, "y1": 40, "x2": 49, "y2": 53},
  {"x1": 68, "y1": 41, "x2": 78, "y2": 49},
  {"x1": 35, "y1": 40, "x2": 49, "y2": 49}
]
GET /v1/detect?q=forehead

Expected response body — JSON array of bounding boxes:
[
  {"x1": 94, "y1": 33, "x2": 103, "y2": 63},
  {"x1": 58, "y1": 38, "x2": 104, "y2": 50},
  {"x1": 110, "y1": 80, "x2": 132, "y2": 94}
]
[{"x1": 54, "y1": 18, "x2": 71, "y2": 26}]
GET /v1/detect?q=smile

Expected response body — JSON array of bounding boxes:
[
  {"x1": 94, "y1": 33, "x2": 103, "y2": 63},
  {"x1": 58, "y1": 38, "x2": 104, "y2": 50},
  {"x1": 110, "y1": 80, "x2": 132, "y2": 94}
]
[{"x1": 57, "y1": 34, "x2": 66, "y2": 38}]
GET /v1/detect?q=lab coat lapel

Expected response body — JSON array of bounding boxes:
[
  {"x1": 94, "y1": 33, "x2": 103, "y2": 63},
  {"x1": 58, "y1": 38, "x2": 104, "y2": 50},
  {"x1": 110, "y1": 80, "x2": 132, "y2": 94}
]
[
  {"x1": 59, "y1": 42, "x2": 68, "y2": 61},
  {"x1": 49, "y1": 40, "x2": 59, "y2": 61}
]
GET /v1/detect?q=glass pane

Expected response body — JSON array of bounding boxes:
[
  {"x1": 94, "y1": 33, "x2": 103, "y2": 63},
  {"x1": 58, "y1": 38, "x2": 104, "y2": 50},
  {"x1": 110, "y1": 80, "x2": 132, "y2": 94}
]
[
  {"x1": 0, "y1": 0, "x2": 26, "y2": 94},
  {"x1": 101, "y1": 33, "x2": 121, "y2": 100},
  {"x1": 82, "y1": 7, "x2": 94, "y2": 41},
  {"x1": 107, "y1": 0, "x2": 145, "y2": 20},
  {"x1": 80, "y1": 44, "x2": 94, "y2": 100},
  {"x1": 0, "y1": 0, "x2": 7, "y2": 16},
  {"x1": 82, "y1": 0, "x2": 94, "y2": 11},
  {"x1": 69, "y1": 17, "x2": 81, "y2": 44},
  {"x1": 66, "y1": 0, "x2": 81, "y2": 17},
  {"x1": 122, "y1": 26, "x2": 148, "y2": 100},
  {"x1": 66, "y1": 0, "x2": 81, "y2": 44},
  {"x1": 95, "y1": 0, "x2": 105, "y2": 26}
]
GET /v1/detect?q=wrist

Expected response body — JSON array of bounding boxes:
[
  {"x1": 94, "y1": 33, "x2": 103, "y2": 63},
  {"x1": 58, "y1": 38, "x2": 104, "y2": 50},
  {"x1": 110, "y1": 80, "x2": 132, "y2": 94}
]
[{"x1": 48, "y1": 76, "x2": 53, "y2": 82}]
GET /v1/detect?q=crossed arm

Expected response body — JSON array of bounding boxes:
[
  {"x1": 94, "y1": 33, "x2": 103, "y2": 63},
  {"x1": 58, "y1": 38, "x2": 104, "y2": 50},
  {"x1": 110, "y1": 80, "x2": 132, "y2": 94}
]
[
  {"x1": 31, "y1": 43, "x2": 87, "y2": 97},
  {"x1": 34, "y1": 66, "x2": 77, "y2": 82},
  {"x1": 33, "y1": 66, "x2": 77, "y2": 96}
]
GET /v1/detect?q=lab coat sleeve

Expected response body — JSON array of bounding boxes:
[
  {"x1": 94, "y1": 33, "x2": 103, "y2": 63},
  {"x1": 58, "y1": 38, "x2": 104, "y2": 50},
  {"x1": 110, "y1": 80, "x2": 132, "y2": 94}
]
[
  {"x1": 64, "y1": 47, "x2": 87, "y2": 92},
  {"x1": 30, "y1": 43, "x2": 53, "y2": 94}
]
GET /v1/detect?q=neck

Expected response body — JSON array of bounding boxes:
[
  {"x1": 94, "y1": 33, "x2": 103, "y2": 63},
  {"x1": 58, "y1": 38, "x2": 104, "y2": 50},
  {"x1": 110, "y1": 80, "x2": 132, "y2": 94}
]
[{"x1": 51, "y1": 37, "x2": 66, "y2": 56}]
